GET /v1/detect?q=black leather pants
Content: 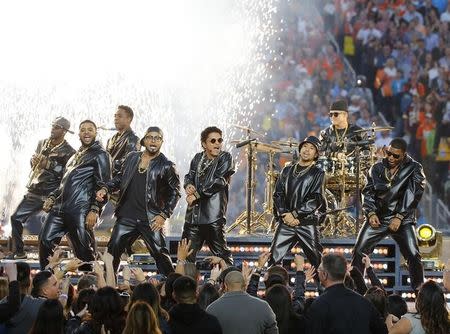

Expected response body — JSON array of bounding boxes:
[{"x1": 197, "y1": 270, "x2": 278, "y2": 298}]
[
  {"x1": 107, "y1": 217, "x2": 174, "y2": 276},
  {"x1": 352, "y1": 222, "x2": 424, "y2": 291},
  {"x1": 39, "y1": 209, "x2": 96, "y2": 269},
  {"x1": 10, "y1": 193, "x2": 45, "y2": 254},
  {"x1": 181, "y1": 221, "x2": 233, "y2": 265},
  {"x1": 269, "y1": 223, "x2": 323, "y2": 269}
]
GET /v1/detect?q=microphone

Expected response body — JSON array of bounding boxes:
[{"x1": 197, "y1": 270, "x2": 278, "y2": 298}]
[{"x1": 235, "y1": 138, "x2": 256, "y2": 148}]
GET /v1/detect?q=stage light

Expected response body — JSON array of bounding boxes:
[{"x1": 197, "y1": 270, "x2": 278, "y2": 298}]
[{"x1": 416, "y1": 224, "x2": 443, "y2": 270}]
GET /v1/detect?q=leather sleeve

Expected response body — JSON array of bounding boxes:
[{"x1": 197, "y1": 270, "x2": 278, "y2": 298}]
[
  {"x1": 319, "y1": 129, "x2": 329, "y2": 154},
  {"x1": 112, "y1": 134, "x2": 139, "y2": 176},
  {"x1": 91, "y1": 151, "x2": 112, "y2": 211},
  {"x1": 396, "y1": 163, "x2": 426, "y2": 219},
  {"x1": 362, "y1": 166, "x2": 377, "y2": 216},
  {"x1": 273, "y1": 167, "x2": 289, "y2": 216},
  {"x1": 199, "y1": 152, "x2": 235, "y2": 198},
  {"x1": 162, "y1": 163, "x2": 181, "y2": 218},
  {"x1": 184, "y1": 154, "x2": 199, "y2": 189},
  {"x1": 104, "y1": 152, "x2": 131, "y2": 193}
]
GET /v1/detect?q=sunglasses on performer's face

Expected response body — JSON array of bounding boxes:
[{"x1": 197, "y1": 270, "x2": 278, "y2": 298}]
[
  {"x1": 329, "y1": 112, "x2": 344, "y2": 118},
  {"x1": 385, "y1": 150, "x2": 401, "y2": 159},
  {"x1": 209, "y1": 138, "x2": 223, "y2": 144}
]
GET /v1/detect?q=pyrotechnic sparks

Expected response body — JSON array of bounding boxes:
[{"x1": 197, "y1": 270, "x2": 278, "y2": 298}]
[{"x1": 0, "y1": 0, "x2": 279, "y2": 234}]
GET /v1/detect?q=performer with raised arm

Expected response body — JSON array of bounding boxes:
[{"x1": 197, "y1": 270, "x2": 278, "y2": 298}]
[
  {"x1": 352, "y1": 138, "x2": 426, "y2": 291},
  {"x1": 269, "y1": 136, "x2": 326, "y2": 273},
  {"x1": 96, "y1": 127, "x2": 180, "y2": 275},
  {"x1": 182, "y1": 126, "x2": 235, "y2": 265},
  {"x1": 7, "y1": 117, "x2": 75, "y2": 260},
  {"x1": 39, "y1": 120, "x2": 111, "y2": 269}
]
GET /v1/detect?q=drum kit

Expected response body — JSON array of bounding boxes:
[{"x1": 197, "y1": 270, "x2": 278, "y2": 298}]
[{"x1": 227, "y1": 123, "x2": 393, "y2": 237}]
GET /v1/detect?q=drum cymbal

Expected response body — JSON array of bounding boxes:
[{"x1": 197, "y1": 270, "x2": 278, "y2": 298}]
[
  {"x1": 354, "y1": 126, "x2": 394, "y2": 133},
  {"x1": 251, "y1": 141, "x2": 282, "y2": 153},
  {"x1": 231, "y1": 139, "x2": 282, "y2": 153},
  {"x1": 272, "y1": 138, "x2": 300, "y2": 147},
  {"x1": 232, "y1": 124, "x2": 265, "y2": 137}
]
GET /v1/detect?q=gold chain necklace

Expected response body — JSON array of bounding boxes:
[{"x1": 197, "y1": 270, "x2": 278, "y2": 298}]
[
  {"x1": 293, "y1": 162, "x2": 313, "y2": 177},
  {"x1": 385, "y1": 165, "x2": 400, "y2": 187},
  {"x1": 198, "y1": 153, "x2": 215, "y2": 176},
  {"x1": 334, "y1": 126, "x2": 348, "y2": 142},
  {"x1": 138, "y1": 156, "x2": 150, "y2": 174}
]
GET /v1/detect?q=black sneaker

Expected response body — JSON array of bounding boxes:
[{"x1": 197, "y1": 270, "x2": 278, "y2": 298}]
[{"x1": 5, "y1": 252, "x2": 27, "y2": 260}]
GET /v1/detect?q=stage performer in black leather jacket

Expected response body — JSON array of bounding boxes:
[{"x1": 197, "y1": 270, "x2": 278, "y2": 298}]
[
  {"x1": 319, "y1": 99, "x2": 367, "y2": 155},
  {"x1": 269, "y1": 136, "x2": 326, "y2": 273},
  {"x1": 7, "y1": 117, "x2": 75, "y2": 260},
  {"x1": 96, "y1": 126, "x2": 180, "y2": 275},
  {"x1": 352, "y1": 138, "x2": 426, "y2": 291},
  {"x1": 39, "y1": 120, "x2": 111, "y2": 269},
  {"x1": 182, "y1": 126, "x2": 235, "y2": 265},
  {"x1": 106, "y1": 105, "x2": 139, "y2": 179}
]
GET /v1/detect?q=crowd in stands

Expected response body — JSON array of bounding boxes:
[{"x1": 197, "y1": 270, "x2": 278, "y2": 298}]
[
  {"x1": 234, "y1": 0, "x2": 449, "y2": 220},
  {"x1": 1, "y1": 241, "x2": 449, "y2": 334}
]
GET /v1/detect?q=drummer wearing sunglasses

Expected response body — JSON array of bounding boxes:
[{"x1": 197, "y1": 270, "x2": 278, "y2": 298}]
[
  {"x1": 182, "y1": 126, "x2": 235, "y2": 265},
  {"x1": 352, "y1": 138, "x2": 426, "y2": 292},
  {"x1": 318, "y1": 99, "x2": 368, "y2": 155}
]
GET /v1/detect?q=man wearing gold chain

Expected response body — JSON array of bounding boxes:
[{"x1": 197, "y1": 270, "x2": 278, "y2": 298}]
[
  {"x1": 268, "y1": 136, "x2": 326, "y2": 278},
  {"x1": 182, "y1": 126, "x2": 235, "y2": 265},
  {"x1": 319, "y1": 99, "x2": 367, "y2": 156},
  {"x1": 39, "y1": 120, "x2": 111, "y2": 270},
  {"x1": 7, "y1": 117, "x2": 75, "y2": 260},
  {"x1": 352, "y1": 138, "x2": 426, "y2": 291},
  {"x1": 96, "y1": 126, "x2": 180, "y2": 274}
]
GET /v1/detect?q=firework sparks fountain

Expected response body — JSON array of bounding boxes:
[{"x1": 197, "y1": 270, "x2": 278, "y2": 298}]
[{"x1": 0, "y1": 0, "x2": 279, "y2": 237}]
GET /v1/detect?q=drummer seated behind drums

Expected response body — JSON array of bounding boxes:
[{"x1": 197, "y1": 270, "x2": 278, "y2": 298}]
[{"x1": 319, "y1": 99, "x2": 368, "y2": 156}]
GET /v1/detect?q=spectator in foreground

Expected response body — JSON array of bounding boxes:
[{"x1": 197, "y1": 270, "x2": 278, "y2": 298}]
[
  {"x1": 207, "y1": 271, "x2": 278, "y2": 334},
  {"x1": 305, "y1": 254, "x2": 388, "y2": 334},
  {"x1": 29, "y1": 299, "x2": 65, "y2": 334},
  {"x1": 123, "y1": 301, "x2": 162, "y2": 334},
  {"x1": 386, "y1": 280, "x2": 450, "y2": 334},
  {"x1": 169, "y1": 276, "x2": 222, "y2": 334}
]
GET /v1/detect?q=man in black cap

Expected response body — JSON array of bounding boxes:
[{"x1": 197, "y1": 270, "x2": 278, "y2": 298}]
[
  {"x1": 96, "y1": 126, "x2": 180, "y2": 274},
  {"x1": 7, "y1": 117, "x2": 75, "y2": 259},
  {"x1": 319, "y1": 99, "x2": 367, "y2": 155},
  {"x1": 269, "y1": 136, "x2": 326, "y2": 274},
  {"x1": 39, "y1": 120, "x2": 111, "y2": 269},
  {"x1": 182, "y1": 126, "x2": 235, "y2": 265}
]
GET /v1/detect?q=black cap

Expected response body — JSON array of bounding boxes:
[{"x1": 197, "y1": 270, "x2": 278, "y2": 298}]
[
  {"x1": 298, "y1": 135, "x2": 321, "y2": 153},
  {"x1": 330, "y1": 99, "x2": 348, "y2": 113},
  {"x1": 140, "y1": 126, "x2": 164, "y2": 146}
]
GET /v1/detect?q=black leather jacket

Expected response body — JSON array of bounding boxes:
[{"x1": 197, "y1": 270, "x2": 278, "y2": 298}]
[
  {"x1": 106, "y1": 129, "x2": 139, "y2": 177},
  {"x1": 184, "y1": 151, "x2": 235, "y2": 225},
  {"x1": 105, "y1": 151, "x2": 181, "y2": 220},
  {"x1": 28, "y1": 139, "x2": 76, "y2": 196},
  {"x1": 319, "y1": 124, "x2": 368, "y2": 154},
  {"x1": 274, "y1": 163, "x2": 326, "y2": 225},
  {"x1": 363, "y1": 155, "x2": 426, "y2": 225},
  {"x1": 50, "y1": 141, "x2": 111, "y2": 213}
]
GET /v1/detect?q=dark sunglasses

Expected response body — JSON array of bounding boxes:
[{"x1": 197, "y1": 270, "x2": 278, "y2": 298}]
[
  {"x1": 385, "y1": 150, "x2": 401, "y2": 159},
  {"x1": 209, "y1": 138, "x2": 223, "y2": 144},
  {"x1": 329, "y1": 112, "x2": 343, "y2": 117}
]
